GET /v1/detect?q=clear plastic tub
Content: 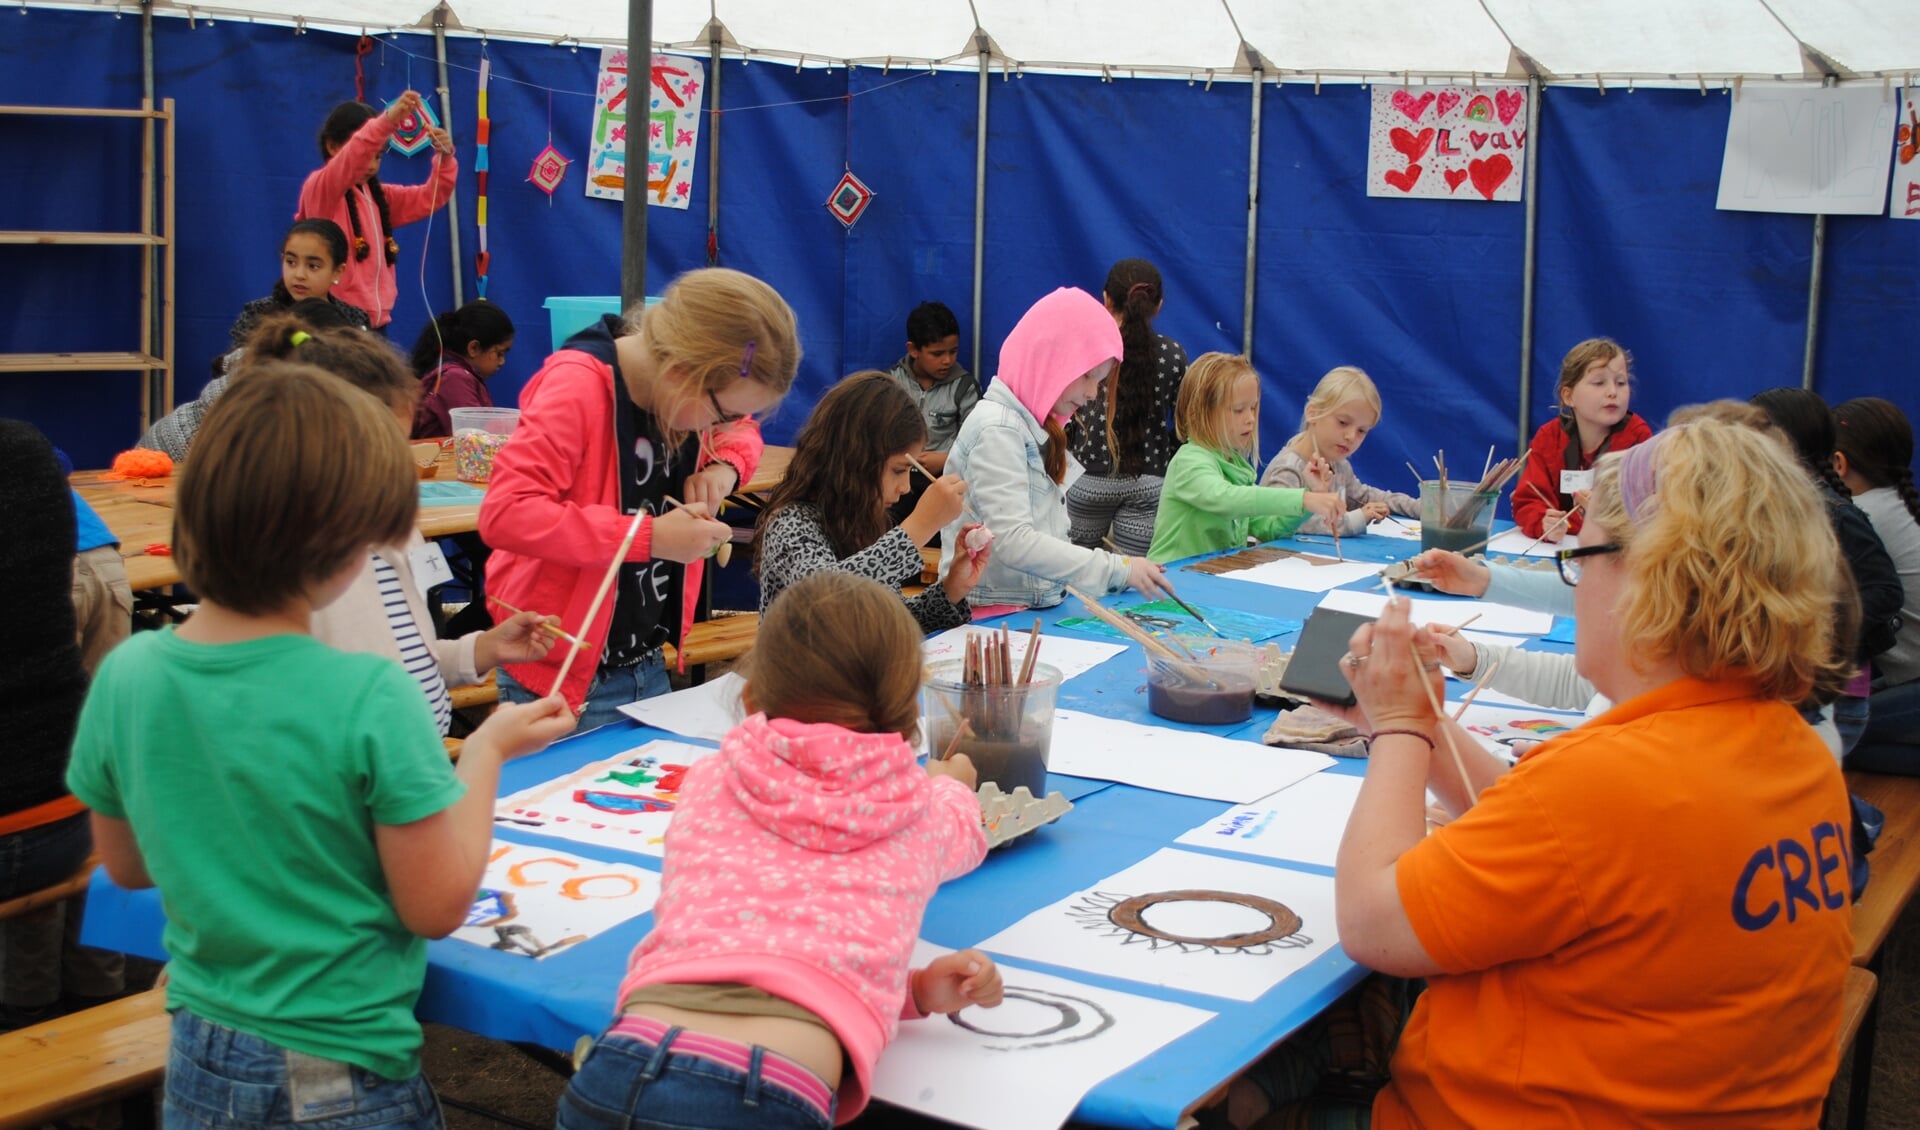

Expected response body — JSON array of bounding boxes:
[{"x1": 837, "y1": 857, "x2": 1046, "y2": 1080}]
[
  {"x1": 923, "y1": 660, "x2": 1063, "y2": 797},
  {"x1": 1147, "y1": 638, "x2": 1260, "y2": 725},
  {"x1": 1419, "y1": 480, "x2": 1499, "y2": 555},
  {"x1": 451, "y1": 407, "x2": 520, "y2": 484}
]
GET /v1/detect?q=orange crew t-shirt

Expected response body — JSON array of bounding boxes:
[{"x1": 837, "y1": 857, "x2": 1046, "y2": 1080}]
[{"x1": 1375, "y1": 677, "x2": 1852, "y2": 1129}]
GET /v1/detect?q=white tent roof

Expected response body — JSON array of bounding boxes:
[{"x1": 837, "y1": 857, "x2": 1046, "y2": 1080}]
[{"x1": 31, "y1": 0, "x2": 1920, "y2": 81}]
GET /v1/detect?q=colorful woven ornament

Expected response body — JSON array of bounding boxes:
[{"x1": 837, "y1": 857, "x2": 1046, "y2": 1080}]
[
  {"x1": 475, "y1": 52, "x2": 491, "y2": 298},
  {"x1": 387, "y1": 95, "x2": 442, "y2": 157},
  {"x1": 825, "y1": 169, "x2": 874, "y2": 228},
  {"x1": 528, "y1": 91, "x2": 570, "y2": 198}
]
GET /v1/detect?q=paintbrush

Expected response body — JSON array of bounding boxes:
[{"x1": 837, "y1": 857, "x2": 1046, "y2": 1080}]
[
  {"x1": 485, "y1": 595, "x2": 586, "y2": 649},
  {"x1": 1445, "y1": 612, "x2": 1483, "y2": 634},
  {"x1": 552, "y1": 507, "x2": 648, "y2": 691},
  {"x1": 1017, "y1": 619, "x2": 1043, "y2": 684},
  {"x1": 1372, "y1": 573, "x2": 1480, "y2": 805},
  {"x1": 902, "y1": 450, "x2": 937, "y2": 482},
  {"x1": 662, "y1": 494, "x2": 734, "y2": 567},
  {"x1": 1164, "y1": 592, "x2": 1228, "y2": 638},
  {"x1": 1450, "y1": 659, "x2": 1501, "y2": 721},
  {"x1": 1518, "y1": 504, "x2": 1583, "y2": 556},
  {"x1": 1481, "y1": 444, "x2": 1495, "y2": 483},
  {"x1": 1063, "y1": 585, "x2": 1211, "y2": 682}
]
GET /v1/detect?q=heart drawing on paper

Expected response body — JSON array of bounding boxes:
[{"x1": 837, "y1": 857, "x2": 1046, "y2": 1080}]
[
  {"x1": 1391, "y1": 90, "x2": 1436, "y2": 121},
  {"x1": 1389, "y1": 127, "x2": 1435, "y2": 163},
  {"x1": 1443, "y1": 168, "x2": 1468, "y2": 192},
  {"x1": 1384, "y1": 164, "x2": 1424, "y2": 192},
  {"x1": 1469, "y1": 154, "x2": 1513, "y2": 199},
  {"x1": 1436, "y1": 92, "x2": 1462, "y2": 118},
  {"x1": 1495, "y1": 88, "x2": 1524, "y2": 125}
]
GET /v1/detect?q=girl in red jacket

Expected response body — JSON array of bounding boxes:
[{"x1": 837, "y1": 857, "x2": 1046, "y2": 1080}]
[
  {"x1": 1510, "y1": 338, "x2": 1653, "y2": 538},
  {"x1": 296, "y1": 91, "x2": 457, "y2": 331},
  {"x1": 479, "y1": 268, "x2": 801, "y2": 730}
]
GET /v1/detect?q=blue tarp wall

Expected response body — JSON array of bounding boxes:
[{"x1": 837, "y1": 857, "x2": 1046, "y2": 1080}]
[{"x1": 4, "y1": 8, "x2": 1916, "y2": 474}]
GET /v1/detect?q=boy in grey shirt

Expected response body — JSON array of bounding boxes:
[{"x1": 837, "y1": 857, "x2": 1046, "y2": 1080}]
[{"x1": 885, "y1": 301, "x2": 978, "y2": 520}]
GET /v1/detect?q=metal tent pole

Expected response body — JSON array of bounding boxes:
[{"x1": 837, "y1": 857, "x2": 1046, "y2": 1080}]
[
  {"x1": 1242, "y1": 63, "x2": 1262, "y2": 359},
  {"x1": 971, "y1": 31, "x2": 989, "y2": 376},
  {"x1": 1803, "y1": 213, "x2": 1825, "y2": 390},
  {"x1": 621, "y1": 0, "x2": 654, "y2": 307},
  {"x1": 433, "y1": 4, "x2": 463, "y2": 307},
  {"x1": 1516, "y1": 75, "x2": 1541, "y2": 455},
  {"x1": 706, "y1": 22, "x2": 721, "y2": 265}
]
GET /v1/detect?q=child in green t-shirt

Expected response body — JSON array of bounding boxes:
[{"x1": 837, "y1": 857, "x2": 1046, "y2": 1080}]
[{"x1": 67, "y1": 363, "x2": 575, "y2": 1130}]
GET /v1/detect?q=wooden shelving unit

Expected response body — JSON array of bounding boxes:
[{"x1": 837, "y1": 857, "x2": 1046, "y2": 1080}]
[{"x1": 0, "y1": 99, "x2": 174, "y2": 431}]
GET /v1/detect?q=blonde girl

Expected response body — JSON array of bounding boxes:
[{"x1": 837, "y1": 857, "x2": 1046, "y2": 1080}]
[
  {"x1": 1259, "y1": 366, "x2": 1418, "y2": 536},
  {"x1": 480, "y1": 268, "x2": 801, "y2": 730},
  {"x1": 561, "y1": 572, "x2": 1001, "y2": 1128},
  {"x1": 1149, "y1": 353, "x2": 1344, "y2": 562}
]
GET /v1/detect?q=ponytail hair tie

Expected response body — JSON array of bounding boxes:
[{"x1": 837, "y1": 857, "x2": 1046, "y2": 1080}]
[
  {"x1": 739, "y1": 340, "x2": 757, "y2": 379},
  {"x1": 290, "y1": 331, "x2": 313, "y2": 347},
  {"x1": 1127, "y1": 281, "x2": 1153, "y2": 300}
]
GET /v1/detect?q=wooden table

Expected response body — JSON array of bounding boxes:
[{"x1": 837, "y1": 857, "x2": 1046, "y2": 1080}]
[{"x1": 74, "y1": 445, "x2": 796, "y2": 593}]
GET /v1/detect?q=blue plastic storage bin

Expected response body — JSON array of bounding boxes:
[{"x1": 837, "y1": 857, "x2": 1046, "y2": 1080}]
[{"x1": 542, "y1": 295, "x2": 660, "y2": 352}]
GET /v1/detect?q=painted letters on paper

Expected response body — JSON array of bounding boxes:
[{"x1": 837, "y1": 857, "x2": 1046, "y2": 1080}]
[
  {"x1": 586, "y1": 48, "x2": 704, "y2": 208},
  {"x1": 1366, "y1": 85, "x2": 1528, "y2": 202}
]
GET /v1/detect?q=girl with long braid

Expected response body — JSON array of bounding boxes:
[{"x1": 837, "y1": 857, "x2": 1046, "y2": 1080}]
[
  {"x1": 297, "y1": 91, "x2": 457, "y2": 332},
  {"x1": 1833, "y1": 396, "x2": 1920, "y2": 772}
]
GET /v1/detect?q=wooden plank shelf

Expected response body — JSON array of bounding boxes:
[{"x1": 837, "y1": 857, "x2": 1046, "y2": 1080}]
[
  {"x1": 0, "y1": 352, "x2": 168, "y2": 373},
  {"x1": 0, "y1": 104, "x2": 168, "y2": 118},
  {"x1": 0, "y1": 231, "x2": 167, "y2": 246}
]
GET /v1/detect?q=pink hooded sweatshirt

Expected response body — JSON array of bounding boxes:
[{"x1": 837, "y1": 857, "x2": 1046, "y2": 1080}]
[
  {"x1": 997, "y1": 286, "x2": 1123, "y2": 425},
  {"x1": 619, "y1": 714, "x2": 987, "y2": 1122}
]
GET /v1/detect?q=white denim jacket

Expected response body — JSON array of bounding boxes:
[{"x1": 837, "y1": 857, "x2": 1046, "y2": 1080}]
[{"x1": 939, "y1": 383, "x2": 1130, "y2": 608}]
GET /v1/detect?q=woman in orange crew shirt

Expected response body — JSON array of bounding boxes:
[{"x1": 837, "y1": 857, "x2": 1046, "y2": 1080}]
[{"x1": 1333, "y1": 420, "x2": 1853, "y2": 1128}]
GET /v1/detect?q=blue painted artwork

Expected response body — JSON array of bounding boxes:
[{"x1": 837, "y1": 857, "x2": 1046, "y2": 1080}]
[{"x1": 1058, "y1": 600, "x2": 1299, "y2": 644}]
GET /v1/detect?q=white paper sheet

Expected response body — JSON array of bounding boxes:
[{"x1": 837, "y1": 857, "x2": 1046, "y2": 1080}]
[
  {"x1": 871, "y1": 941, "x2": 1215, "y2": 1130},
  {"x1": 616, "y1": 672, "x2": 745, "y2": 743},
  {"x1": 1445, "y1": 676, "x2": 1589, "y2": 714},
  {"x1": 980, "y1": 848, "x2": 1339, "y2": 1001},
  {"x1": 923, "y1": 626, "x2": 1126, "y2": 683},
  {"x1": 1316, "y1": 588, "x2": 1553, "y2": 638},
  {"x1": 451, "y1": 842, "x2": 661, "y2": 959},
  {"x1": 1718, "y1": 85, "x2": 1898, "y2": 216},
  {"x1": 1047, "y1": 711, "x2": 1333, "y2": 803},
  {"x1": 1484, "y1": 527, "x2": 1567, "y2": 558},
  {"x1": 1174, "y1": 773, "x2": 1364, "y2": 868},
  {"x1": 1367, "y1": 519, "x2": 1424, "y2": 541},
  {"x1": 1227, "y1": 554, "x2": 1394, "y2": 594},
  {"x1": 494, "y1": 741, "x2": 719, "y2": 858},
  {"x1": 1455, "y1": 702, "x2": 1585, "y2": 757}
]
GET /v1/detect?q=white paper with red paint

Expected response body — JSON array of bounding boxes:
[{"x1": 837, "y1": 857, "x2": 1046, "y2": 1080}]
[
  {"x1": 451, "y1": 842, "x2": 662, "y2": 960},
  {"x1": 1891, "y1": 89, "x2": 1920, "y2": 220},
  {"x1": 586, "y1": 48, "x2": 704, "y2": 208},
  {"x1": 494, "y1": 740, "x2": 720, "y2": 858},
  {"x1": 1366, "y1": 84, "x2": 1528, "y2": 202}
]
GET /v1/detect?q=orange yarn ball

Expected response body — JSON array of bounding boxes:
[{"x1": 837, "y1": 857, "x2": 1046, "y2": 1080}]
[{"x1": 105, "y1": 448, "x2": 174, "y2": 480}]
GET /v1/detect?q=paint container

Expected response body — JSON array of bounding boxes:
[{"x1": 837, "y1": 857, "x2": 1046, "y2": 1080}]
[
  {"x1": 452, "y1": 407, "x2": 521, "y2": 484},
  {"x1": 923, "y1": 661, "x2": 1062, "y2": 798},
  {"x1": 1147, "y1": 638, "x2": 1260, "y2": 725},
  {"x1": 1419, "y1": 480, "x2": 1497, "y2": 556}
]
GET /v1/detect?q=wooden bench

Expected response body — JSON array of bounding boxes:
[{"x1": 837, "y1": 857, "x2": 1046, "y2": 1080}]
[
  {"x1": 0, "y1": 857, "x2": 98, "y2": 922},
  {"x1": 662, "y1": 613, "x2": 761, "y2": 684},
  {"x1": 0, "y1": 987, "x2": 168, "y2": 1130},
  {"x1": 1837, "y1": 769, "x2": 1920, "y2": 1130},
  {"x1": 448, "y1": 670, "x2": 499, "y2": 712},
  {"x1": 1830, "y1": 966, "x2": 1879, "y2": 1129}
]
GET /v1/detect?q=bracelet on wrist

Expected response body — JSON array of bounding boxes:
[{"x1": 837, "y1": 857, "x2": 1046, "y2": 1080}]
[{"x1": 1369, "y1": 728, "x2": 1436, "y2": 751}]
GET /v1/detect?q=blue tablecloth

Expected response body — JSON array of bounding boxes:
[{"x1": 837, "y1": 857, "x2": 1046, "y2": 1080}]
[{"x1": 83, "y1": 525, "x2": 1567, "y2": 1129}]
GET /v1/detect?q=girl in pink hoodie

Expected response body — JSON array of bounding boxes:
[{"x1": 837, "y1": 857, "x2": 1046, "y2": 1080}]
[{"x1": 559, "y1": 572, "x2": 1002, "y2": 1129}]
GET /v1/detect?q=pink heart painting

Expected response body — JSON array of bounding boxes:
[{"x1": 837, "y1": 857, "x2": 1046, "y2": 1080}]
[
  {"x1": 1435, "y1": 92, "x2": 1462, "y2": 118},
  {"x1": 1389, "y1": 127, "x2": 1435, "y2": 163},
  {"x1": 1443, "y1": 168, "x2": 1469, "y2": 192},
  {"x1": 1495, "y1": 88, "x2": 1525, "y2": 125},
  {"x1": 1468, "y1": 154, "x2": 1513, "y2": 200},
  {"x1": 1391, "y1": 89, "x2": 1436, "y2": 122},
  {"x1": 1384, "y1": 164, "x2": 1424, "y2": 192}
]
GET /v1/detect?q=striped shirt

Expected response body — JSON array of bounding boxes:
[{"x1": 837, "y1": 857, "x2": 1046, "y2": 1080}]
[{"x1": 371, "y1": 553, "x2": 453, "y2": 736}]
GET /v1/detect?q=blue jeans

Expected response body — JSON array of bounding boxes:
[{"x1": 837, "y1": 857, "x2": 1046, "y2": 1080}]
[
  {"x1": 1849, "y1": 680, "x2": 1920, "y2": 775},
  {"x1": 497, "y1": 650, "x2": 670, "y2": 733},
  {"x1": 557, "y1": 1026, "x2": 833, "y2": 1130},
  {"x1": 1, "y1": 812, "x2": 123, "y2": 1010},
  {"x1": 1832, "y1": 694, "x2": 1870, "y2": 758},
  {"x1": 166, "y1": 1010, "x2": 441, "y2": 1130}
]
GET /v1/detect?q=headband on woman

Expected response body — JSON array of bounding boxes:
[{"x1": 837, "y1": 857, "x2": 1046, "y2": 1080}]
[{"x1": 1619, "y1": 428, "x2": 1676, "y2": 523}]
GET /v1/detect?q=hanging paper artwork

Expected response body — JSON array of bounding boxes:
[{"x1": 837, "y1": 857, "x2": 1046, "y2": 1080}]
[
  {"x1": 386, "y1": 94, "x2": 442, "y2": 158},
  {"x1": 493, "y1": 740, "x2": 718, "y2": 858},
  {"x1": 1366, "y1": 84, "x2": 1527, "y2": 202},
  {"x1": 451, "y1": 842, "x2": 661, "y2": 959},
  {"x1": 529, "y1": 144, "x2": 571, "y2": 195},
  {"x1": 826, "y1": 169, "x2": 876, "y2": 228},
  {"x1": 474, "y1": 54, "x2": 491, "y2": 297},
  {"x1": 585, "y1": 48, "x2": 704, "y2": 208},
  {"x1": 1891, "y1": 90, "x2": 1920, "y2": 220}
]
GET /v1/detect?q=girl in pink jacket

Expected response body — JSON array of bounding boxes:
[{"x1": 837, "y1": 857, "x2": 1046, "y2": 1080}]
[
  {"x1": 296, "y1": 91, "x2": 457, "y2": 329},
  {"x1": 560, "y1": 572, "x2": 1001, "y2": 1128},
  {"x1": 479, "y1": 268, "x2": 801, "y2": 730}
]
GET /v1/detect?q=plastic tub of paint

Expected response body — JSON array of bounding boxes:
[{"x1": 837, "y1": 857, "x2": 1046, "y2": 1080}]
[
  {"x1": 1419, "y1": 480, "x2": 1499, "y2": 555},
  {"x1": 451, "y1": 407, "x2": 520, "y2": 484},
  {"x1": 543, "y1": 295, "x2": 661, "y2": 353},
  {"x1": 1147, "y1": 638, "x2": 1260, "y2": 725},
  {"x1": 923, "y1": 661, "x2": 1063, "y2": 798}
]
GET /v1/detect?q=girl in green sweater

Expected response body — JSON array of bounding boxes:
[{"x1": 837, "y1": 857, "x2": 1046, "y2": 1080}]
[{"x1": 1148, "y1": 352, "x2": 1344, "y2": 562}]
